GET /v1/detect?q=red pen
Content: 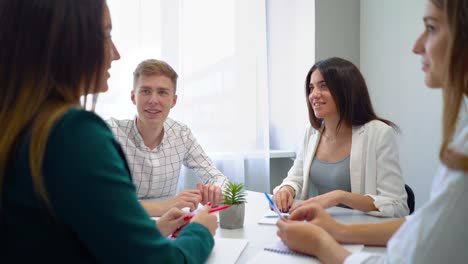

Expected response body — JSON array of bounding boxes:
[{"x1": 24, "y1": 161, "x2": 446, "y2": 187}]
[
  {"x1": 183, "y1": 204, "x2": 231, "y2": 221},
  {"x1": 171, "y1": 205, "x2": 231, "y2": 238}
]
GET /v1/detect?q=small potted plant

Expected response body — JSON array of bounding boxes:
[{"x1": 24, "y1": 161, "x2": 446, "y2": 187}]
[{"x1": 219, "y1": 182, "x2": 246, "y2": 229}]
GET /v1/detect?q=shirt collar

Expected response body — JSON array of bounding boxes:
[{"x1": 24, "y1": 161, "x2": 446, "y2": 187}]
[{"x1": 131, "y1": 115, "x2": 168, "y2": 150}]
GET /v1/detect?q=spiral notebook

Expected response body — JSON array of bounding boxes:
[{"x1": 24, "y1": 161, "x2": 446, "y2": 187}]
[
  {"x1": 264, "y1": 239, "x2": 310, "y2": 256},
  {"x1": 248, "y1": 239, "x2": 364, "y2": 264}
]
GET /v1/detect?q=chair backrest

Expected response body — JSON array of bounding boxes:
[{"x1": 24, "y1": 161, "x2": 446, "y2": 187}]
[{"x1": 405, "y1": 184, "x2": 415, "y2": 214}]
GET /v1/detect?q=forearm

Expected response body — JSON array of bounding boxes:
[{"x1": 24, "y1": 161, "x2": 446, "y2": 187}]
[
  {"x1": 336, "y1": 218, "x2": 405, "y2": 246},
  {"x1": 140, "y1": 201, "x2": 166, "y2": 217},
  {"x1": 210, "y1": 173, "x2": 228, "y2": 188},
  {"x1": 316, "y1": 238, "x2": 351, "y2": 264},
  {"x1": 338, "y1": 191, "x2": 378, "y2": 212}
]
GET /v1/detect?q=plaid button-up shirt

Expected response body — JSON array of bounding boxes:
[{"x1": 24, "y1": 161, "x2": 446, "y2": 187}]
[{"x1": 107, "y1": 117, "x2": 227, "y2": 199}]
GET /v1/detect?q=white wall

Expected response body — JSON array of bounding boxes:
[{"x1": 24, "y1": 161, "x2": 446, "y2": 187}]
[
  {"x1": 312, "y1": 0, "x2": 441, "y2": 209},
  {"x1": 315, "y1": 0, "x2": 361, "y2": 66},
  {"x1": 360, "y1": 0, "x2": 442, "y2": 209},
  {"x1": 267, "y1": 0, "x2": 314, "y2": 151},
  {"x1": 266, "y1": 0, "x2": 315, "y2": 192}
]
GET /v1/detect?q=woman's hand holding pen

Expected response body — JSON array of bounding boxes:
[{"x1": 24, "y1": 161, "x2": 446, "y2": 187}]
[
  {"x1": 289, "y1": 203, "x2": 344, "y2": 240},
  {"x1": 276, "y1": 219, "x2": 350, "y2": 263},
  {"x1": 272, "y1": 186, "x2": 295, "y2": 213},
  {"x1": 156, "y1": 207, "x2": 189, "y2": 237},
  {"x1": 277, "y1": 200, "x2": 351, "y2": 262},
  {"x1": 191, "y1": 202, "x2": 218, "y2": 236}
]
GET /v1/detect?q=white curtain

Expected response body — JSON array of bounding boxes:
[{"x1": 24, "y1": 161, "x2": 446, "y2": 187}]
[{"x1": 99, "y1": 0, "x2": 271, "y2": 192}]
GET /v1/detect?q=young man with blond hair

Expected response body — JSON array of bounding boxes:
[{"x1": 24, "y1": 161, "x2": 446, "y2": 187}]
[{"x1": 108, "y1": 59, "x2": 228, "y2": 216}]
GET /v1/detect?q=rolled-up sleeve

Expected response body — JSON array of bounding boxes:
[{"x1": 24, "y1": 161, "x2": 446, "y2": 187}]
[{"x1": 365, "y1": 126, "x2": 409, "y2": 217}]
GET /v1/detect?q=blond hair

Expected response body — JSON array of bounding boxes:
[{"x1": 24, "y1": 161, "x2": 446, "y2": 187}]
[
  {"x1": 133, "y1": 59, "x2": 178, "y2": 93},
  {"x1": 438, "y1": 0, "x2": 468, "y2": 171}
]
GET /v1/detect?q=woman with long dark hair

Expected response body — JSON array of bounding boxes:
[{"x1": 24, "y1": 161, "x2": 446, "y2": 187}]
[{"x1": 273, "y1": 57, "x2": 409, "y2": 217}]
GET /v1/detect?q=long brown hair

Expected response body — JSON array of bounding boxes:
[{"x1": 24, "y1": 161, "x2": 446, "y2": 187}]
[
  {"x1": 434, "y1": 0, "x2": 468, "y2": 171},
  {"x1": 0, "y1": 0, "x2": 106, "y2": 203},
  {"x1": 305, "y1": 57, "x2": 397, "y2": 133}
]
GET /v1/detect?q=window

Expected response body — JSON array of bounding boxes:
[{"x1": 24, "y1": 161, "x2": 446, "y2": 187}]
[{"x1": 98, "y1": 0, "x2": 314, "y2": 191}]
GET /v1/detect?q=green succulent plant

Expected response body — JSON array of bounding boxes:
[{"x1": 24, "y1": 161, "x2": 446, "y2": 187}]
[{"x1": 222, "y1": 182, "x2": 246, "y2": 205}]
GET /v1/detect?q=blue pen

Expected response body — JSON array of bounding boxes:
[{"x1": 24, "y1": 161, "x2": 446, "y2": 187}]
[{"x1": 264, "y1": 192, "x2": 287, "y2": 220}]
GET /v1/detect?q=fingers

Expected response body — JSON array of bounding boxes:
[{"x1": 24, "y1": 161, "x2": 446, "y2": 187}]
[
  {"x1": 173, "y1": 219, "x2": 191, "y2": 236},
  {"x1": 208, "y1": 185, "x2": 216, "y2": 205},
  {"x1": 273, "y1": 188, "x2": 293, "y2": 213},
  {"x1": 202, "y1": 185, "x2": 209, "y2": 204},
  {"x1": 176, "y1": 190, "x2": 202, "y2": 211},
  {"x1": 166, "y1": 207, "x2": 186, "y2": 220},
  {"x1": 276, "y1": 218, "x2": 287, "y2": 229},
  {"x1": 205, "y1": 185, "x2": 221, "y2": 206},
  {"x1": 196, "y1": 182, "x2": 203, "y2": 192},
  {"x1": 283, "y1": 193, "x2": 292, "y2": 213},
  {"x1": 290, "y1": 196, "x2": 314, "y2": 212},
  {"x1": 193, "y1": 201, "x2": 212, "y2": 216},
  {"x1": 177, "y1": 200, "x2": 197, "y2": 212},
  {"x1": 197, "y1": 182, "x2": 209, "y2": 205},
  {"x1": 158, "y1": 208, "x2": 188, "y2": 237},
  {"x1": 169, "y1": 215, "x2": 190, "y2": 238},
  {"x1": 289, "y1": 203, "x2": 320, "y2": 221},
  {"x1": 289, "y1": 199, "x2": 307, "y2": 212},
  {"x1": 181, "y1": 189, "x2": 203, "y2": 196},
  {"x1": 276, "y1": 219, "x2": 288, "y2": 242},
  {"x1": 202, "y1": 201, "x2": 212, "y2": 212},
  {"x1": 213, "y1": 187, "x2": 222, "y2": 206},
  {"x1": 197, "y1": 182, "x2": 222, "y2": 206}
]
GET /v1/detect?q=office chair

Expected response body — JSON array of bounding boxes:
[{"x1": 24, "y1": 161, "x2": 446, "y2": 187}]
[{"x1": 405, "y1": 184, "x2": 415, "y2": 214}]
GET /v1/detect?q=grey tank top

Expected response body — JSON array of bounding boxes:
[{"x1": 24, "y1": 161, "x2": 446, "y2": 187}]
[{"x1": 308, "y1": 155, "x2": 351, "y2": 197}]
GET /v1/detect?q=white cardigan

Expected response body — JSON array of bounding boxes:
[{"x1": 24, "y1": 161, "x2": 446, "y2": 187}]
[{"x1": 274, "y1": 120, "x2": 409, "y2": 217}]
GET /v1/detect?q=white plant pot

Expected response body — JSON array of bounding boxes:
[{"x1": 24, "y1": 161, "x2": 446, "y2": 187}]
[{"x1": 219, "y1": 204, "x2": 245, "y2": 229}]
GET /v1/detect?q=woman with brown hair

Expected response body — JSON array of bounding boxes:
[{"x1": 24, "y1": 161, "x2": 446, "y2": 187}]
[
  {"x1": 0, "y1": 0, "x2": 217, "y2": 262},
  {"x1": 273, "y1": 57, "x2": 409, "y2": 217},
  {"x1": 276, "y1": 0, "x2": 468, "y2": 262}
]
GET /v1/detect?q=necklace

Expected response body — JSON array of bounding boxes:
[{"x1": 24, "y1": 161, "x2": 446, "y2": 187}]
[{"x1": 322, "y1": 133, "x2": 336, "y2": 144}]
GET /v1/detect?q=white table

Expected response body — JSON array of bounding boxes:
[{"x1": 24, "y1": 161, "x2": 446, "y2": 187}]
[{"x1": 216, "y1": 191, "x2": 394, "y2": 263}]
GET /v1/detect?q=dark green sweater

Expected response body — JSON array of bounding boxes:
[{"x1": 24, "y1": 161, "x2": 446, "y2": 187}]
[{"x1": 3, "y1": 109, "x2": 214, "y2": 263}]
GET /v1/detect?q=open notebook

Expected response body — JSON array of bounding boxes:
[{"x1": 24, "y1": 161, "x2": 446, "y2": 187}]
[
  {"x1": 257, "y1": 211, "x2": 290, "y2": 225},
  {"x1": 248, "y1": 239, "x2": 363, "y2": 264},
  {"x1": 151, "y1": 217, "x2": 244, "y2": 263},
  {"x1": 206, "y1": 237, "x2": 248, "y2": 264}
]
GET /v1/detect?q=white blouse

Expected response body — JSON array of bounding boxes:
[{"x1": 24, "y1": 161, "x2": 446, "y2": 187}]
[
  {"x1": 345, "y1": 100, "x2": 468, "y2": 263},
  {"x1": 274, "y1": 120, "x2": 409, "y2": 217}
]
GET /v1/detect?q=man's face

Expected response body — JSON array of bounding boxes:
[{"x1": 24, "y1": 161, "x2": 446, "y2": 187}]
[{"x1": 131, "y1": 74, "x2": 177, "y2": 127}]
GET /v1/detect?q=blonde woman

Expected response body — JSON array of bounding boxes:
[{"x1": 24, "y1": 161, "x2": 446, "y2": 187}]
[{"x1": 273, "y1": 58, "x2": 409, "y2": 218}]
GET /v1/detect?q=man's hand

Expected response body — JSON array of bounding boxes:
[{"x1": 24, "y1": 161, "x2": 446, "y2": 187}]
[
  {"x1": 141, "y1": 190, "x2": 202, "y2": 216},
  {"x1": 163, "y1": 190, "x2": 202, "y2": 212},
  {"x1": 197, "y1": 182, "x2": 222, "y2": 206}
]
